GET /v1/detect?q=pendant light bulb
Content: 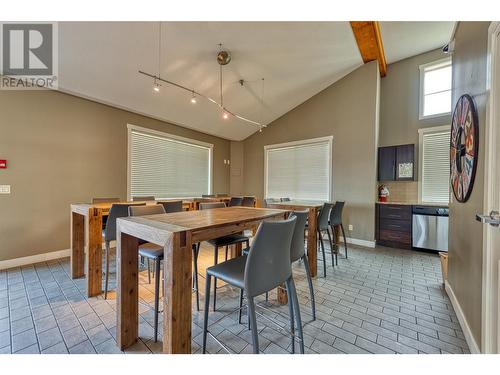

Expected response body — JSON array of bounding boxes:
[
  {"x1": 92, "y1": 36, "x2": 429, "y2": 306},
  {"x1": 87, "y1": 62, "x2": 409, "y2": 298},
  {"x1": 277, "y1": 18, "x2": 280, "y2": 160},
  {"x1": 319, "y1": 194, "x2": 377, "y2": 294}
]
[
  {"x1": 153, "y1": 79, "x2": 160, "y2": 93},
  {"x1": 222, "y1": 111, "x2": 229, "y2": 120},
  {"x1": 190, "y1": 91, "x2": 197, "y2": 104}
]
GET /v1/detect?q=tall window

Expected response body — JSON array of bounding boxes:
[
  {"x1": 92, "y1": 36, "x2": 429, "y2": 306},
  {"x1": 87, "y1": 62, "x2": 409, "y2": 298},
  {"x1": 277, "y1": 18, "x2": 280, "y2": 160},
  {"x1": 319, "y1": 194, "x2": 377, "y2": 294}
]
[
  {"x1": 128, "y1": 124, "x2": 212, "y2": 199},
  {"x1": 264, "y1": 136, "x2": 332, "y2": 201},
  {"x1": 419, "y1": 58, "x2": 452, "y2": 119},
  {"x1": 418, "y1": 126, "x2": 450, "y2": 204}
]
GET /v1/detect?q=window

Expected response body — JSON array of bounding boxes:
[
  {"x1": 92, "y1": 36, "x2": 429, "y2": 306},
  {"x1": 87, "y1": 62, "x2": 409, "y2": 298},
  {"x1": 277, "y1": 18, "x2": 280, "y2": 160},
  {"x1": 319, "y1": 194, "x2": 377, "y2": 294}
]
[
  {"x1": 264, "y1": 136, "x2": 332, "y2": 201},
  {"x1": 418, "y1": 126, "x2": 450, "y2": 204},
  {"x1": 419, "y1": 58, "x2": 452, "y2": 119},
  {"x1": 127, "y1": 124, "x2": 212, "y2": 199}
]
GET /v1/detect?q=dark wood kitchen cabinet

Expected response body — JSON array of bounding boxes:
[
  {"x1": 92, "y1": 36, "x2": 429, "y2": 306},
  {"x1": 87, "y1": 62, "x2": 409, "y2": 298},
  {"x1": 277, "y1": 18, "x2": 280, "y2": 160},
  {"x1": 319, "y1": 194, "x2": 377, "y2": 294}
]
[
  {"x1": 375, "y1": 203, "x2": 412, "y2": 249},
  {"x1": 377, "y1": 144, "x2": 415, "y2": 181}
]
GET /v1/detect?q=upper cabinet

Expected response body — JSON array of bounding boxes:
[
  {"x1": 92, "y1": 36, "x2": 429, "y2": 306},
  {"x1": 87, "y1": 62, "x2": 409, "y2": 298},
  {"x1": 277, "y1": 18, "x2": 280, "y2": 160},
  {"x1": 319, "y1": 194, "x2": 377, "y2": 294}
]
[{"x1": 378, "y1": 144, "x2": 415, "y2": 181}]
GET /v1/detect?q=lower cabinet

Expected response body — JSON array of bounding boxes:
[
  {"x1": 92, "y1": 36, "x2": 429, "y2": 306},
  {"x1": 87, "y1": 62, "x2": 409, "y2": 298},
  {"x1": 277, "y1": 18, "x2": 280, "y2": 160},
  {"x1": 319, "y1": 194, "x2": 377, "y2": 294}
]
[{"x1": 375, "y1": 204, "x2": 412, "y2": 249}]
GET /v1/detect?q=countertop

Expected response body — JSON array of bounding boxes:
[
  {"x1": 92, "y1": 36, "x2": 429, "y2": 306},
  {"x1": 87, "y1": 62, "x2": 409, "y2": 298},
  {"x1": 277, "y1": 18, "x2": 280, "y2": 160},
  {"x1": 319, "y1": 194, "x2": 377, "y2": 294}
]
[{"x1": 376, "y1": 201, "x2": 449, "y2": 208}]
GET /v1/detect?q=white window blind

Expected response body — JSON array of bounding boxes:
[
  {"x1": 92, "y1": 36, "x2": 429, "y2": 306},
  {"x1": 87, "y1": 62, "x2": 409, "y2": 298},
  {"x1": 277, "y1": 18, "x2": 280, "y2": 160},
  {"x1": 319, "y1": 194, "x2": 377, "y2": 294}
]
[
  {"x1": 419, "y1": 58, "x2": 452, "y2": 118},
  {"x1": 129, "y1": 127, "x2": 212, "y2": 199},
  {"x1": 265, "y1": 137, "x2": 332, "y2": 201},
  {"x1": 420, "y1": 130, "x2": 450, "y2": 204}
]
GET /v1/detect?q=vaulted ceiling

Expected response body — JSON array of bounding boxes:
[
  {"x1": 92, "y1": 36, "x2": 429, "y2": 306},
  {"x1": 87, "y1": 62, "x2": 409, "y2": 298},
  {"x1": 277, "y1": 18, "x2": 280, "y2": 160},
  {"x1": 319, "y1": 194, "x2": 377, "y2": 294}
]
[{"x1": 57, "y1": 22, "x2": 455, "y2": 141}]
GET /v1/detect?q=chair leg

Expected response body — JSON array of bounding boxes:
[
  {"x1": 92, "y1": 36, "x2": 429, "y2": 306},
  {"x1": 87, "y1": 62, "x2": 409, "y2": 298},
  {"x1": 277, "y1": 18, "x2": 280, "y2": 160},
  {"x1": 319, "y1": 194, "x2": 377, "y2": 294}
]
[
  {"x1": 213, "y1": 246, "x2": 219, "y2": 311},
  {"x1": 302, "y1": 255, "x2": 316, "y2": 321},
  {"x1": 202, "y1": 275, "x2": 212, "y2": 354},
  {"x1": 104, "y1": 241, "x2": 110, "y2": 300},
  {"x1": 238, "y1": 289, "x2": 244, "y2": 324},
  {"x1": 193, "y1": 244, "x2": 200, "y2": 311},
  {"x1": 326, "y1": 228, "x2": 335, "y2": 268},
  {"x1": 153, "y1": 258, "x2": 161, "y2": 342},
  {"x1": 286, "y1": 283, "x2": 295, "y2": 354},
  {"x1": 225, "y1": 245, "x2": 228, "y2": 261},
  {"x1": 341, "y1": 224, "x2": 348, "y2": 258},
  {"x1": 286, "y1": 277, "x2": 304, "y2": 354},
  {"x1": 318, "y1": 230, "x2": 327, "y2": 277},
  {"x1": 247, "y1": 296, "x2": 259, "y2": 354},
  {"x1": 147, "y1": 259, "x2": 151, "y2": 284}
]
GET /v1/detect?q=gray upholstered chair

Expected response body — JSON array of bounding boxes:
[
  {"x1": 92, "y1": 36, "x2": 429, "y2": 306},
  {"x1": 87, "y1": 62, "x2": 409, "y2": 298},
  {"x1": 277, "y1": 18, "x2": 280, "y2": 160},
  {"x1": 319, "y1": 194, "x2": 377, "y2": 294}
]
[
  {"x1": 280, "y1": 197, "x2": 291, "y2": 202},
  {"x1": 228, "y1": 197, "x2": 243, "y2": 206},
  {"x1": 241, "y1": 196, "x2": 256, "y2": 207},
  {"x1": 158, "y1": 200, "x2": 183, "y2": 213},
  {"x1": 329, "y1": 201, "x2": 347, "y2": 259},
  {"x1": 132, "y1": 196, "x2": 155, "y2": 201},
  {"x1": 102, "y1": 203, "x2": 145, "y2": 300},
  {"x1": 197, "y1": 202, "x2": 250, "y2": 310},
  {"x1": 263, "y1": 198, "x2": 278, "y2": 207},
  {"x1": 202, "y1": 217, "x2": 304, "y2": 354},
  {"x1": 317, "y1": 202, "x2": 334, "y2": 277},
  {"x1": 129, "y1": 204, "x2": 166, "y2": 342}
]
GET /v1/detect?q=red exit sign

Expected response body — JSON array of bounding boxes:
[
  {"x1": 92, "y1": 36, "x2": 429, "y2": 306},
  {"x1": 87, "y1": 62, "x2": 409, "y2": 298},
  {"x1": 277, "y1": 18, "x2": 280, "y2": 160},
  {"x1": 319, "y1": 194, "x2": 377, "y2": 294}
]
[{"x1": 0, "y1": 160, "x2": 6, "y2": 169}]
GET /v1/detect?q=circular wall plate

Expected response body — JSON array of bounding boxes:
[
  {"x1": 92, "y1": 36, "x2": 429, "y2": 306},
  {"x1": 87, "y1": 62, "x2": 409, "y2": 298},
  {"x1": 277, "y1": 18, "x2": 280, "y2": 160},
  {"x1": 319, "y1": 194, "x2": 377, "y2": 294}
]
[{"x1": 450, "y1": 94, "x2": 479, "y2": 203}]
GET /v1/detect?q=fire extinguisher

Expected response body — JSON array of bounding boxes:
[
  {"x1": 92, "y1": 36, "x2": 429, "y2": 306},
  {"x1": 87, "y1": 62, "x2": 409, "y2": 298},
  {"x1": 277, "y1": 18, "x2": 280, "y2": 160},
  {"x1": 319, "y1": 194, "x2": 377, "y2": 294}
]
[{"x1": 378, "y1": 184, "x2": 390, "y2": 202}]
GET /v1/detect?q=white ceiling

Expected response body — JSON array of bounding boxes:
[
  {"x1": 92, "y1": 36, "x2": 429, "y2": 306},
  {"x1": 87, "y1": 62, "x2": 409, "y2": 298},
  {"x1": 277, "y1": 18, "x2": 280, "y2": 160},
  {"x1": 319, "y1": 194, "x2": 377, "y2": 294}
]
[
  {"x1": 379, "y1": 22, "x2": 455, "y2": 64},
  {"x1": 57, "y1": 21, "x2": 455, "y2": 141}
]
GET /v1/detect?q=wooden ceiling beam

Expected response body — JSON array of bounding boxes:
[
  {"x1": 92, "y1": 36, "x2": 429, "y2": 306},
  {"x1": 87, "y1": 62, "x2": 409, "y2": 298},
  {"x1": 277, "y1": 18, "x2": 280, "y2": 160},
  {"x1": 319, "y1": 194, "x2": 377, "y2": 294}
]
[{"x1": 350, "y1": 21, "x2": 387, "y2": 77}]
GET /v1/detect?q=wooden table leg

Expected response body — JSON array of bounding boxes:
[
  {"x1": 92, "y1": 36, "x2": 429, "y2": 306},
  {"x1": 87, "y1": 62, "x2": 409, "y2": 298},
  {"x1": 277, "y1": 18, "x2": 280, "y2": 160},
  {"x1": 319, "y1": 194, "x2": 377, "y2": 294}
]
[
  {"x1": 307, "y1": 207, "x2": 318, "y2": 278},
  {"x1": 229, "y1": 242, "x2": 243, "y2": 259},
  {"x1": 71, "y1": 211, "x2": 85, "y2": 279},
  {"x1": 163, "y1": 231, "x2": 193, "y2": 354},
  {"x1": 117, "y1": 231, "x2": 139, "y2": 350},
  {"x1": 86, "y1": 208, "x2": 103, "y2": 297},
  {"x1": 277, "y1": 285, "x2": 288, "y2": 304}
]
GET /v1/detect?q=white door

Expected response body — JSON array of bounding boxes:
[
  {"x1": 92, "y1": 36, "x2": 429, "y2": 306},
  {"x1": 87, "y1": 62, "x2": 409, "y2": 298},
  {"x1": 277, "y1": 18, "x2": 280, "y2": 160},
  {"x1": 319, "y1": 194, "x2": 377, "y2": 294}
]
[{"x1": 480, "y1": 22, "x2": 500, "y2": 354}]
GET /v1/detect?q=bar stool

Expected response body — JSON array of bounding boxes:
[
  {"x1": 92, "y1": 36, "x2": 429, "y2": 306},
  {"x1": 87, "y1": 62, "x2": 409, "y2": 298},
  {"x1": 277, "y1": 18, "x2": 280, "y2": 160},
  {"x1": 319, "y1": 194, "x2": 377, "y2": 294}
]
[
  {"x1": 102, "y1": 203, "x2": 145, "y2": 300},
  {"x1": 157, "y1": 200, "x2": 183, "y2": 213},
  {"x1": 129, "y1": 204, "x2": 166, "y2": 342},
  {"x1": 317, "y1": 202, "x2": 334, "y2": 277},
  {"x1": 228, "y1": 197, "x2": 243, "y2": 206},
  {"x1": 198, "y1": 202, "x2": 250, "y2": 310},
  {"x1": 202, "y1": 217, "x2": 304, "y2": 354},
  {"x1": 329, "y1": 201, "x2": 347, "y2": 259},
  {"x1": 241, "y1": 196, "x2": 256, "y2": 207}
]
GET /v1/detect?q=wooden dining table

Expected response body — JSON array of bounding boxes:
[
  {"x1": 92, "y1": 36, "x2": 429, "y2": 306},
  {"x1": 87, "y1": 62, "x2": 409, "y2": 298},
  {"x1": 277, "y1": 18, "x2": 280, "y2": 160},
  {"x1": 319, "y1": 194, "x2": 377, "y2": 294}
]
[
  {"x1": 70, "y1": 199, "x2": 191, "y2": 297},
  {"x1": 265, "y1": 200, "x2": 330, "y2": 278},
  {"x1": 115, "y1": 206, "x2": 288, "y2": 353}
]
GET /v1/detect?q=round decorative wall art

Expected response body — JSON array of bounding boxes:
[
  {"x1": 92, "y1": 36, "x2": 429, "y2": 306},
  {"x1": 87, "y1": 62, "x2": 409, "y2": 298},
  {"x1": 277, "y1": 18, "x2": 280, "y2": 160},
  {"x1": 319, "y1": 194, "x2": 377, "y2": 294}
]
[{"x1": 450, "y1": 94, "x2": 479, "y2": 203}]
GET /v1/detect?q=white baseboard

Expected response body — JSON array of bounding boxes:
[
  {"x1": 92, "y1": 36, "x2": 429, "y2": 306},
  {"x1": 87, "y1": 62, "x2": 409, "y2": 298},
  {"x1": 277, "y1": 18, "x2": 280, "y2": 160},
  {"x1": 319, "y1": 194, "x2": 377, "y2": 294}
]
[
  {"x1": 339, "y1": 237, "x2": 376, "y2": 248},
  {"x1": 445, "y1": 280, "x2": 481, "y2": 353},
  {"x1": 0, "y1": 249, "x2": 71, "y2": 271}
]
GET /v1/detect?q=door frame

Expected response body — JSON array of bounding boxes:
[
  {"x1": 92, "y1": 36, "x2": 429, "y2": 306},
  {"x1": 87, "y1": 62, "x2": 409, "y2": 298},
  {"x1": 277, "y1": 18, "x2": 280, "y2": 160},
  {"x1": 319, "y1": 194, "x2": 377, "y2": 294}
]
[{"x1": 481, "y1": 21, "x2": 500, "y2": 354}]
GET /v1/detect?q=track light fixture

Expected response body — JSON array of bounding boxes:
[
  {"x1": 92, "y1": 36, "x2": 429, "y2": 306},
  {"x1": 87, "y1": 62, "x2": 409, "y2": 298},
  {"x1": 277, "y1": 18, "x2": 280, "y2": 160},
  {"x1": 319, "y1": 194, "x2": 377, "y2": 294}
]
[{"x1": 190, "y1": 90, "x2": 197, "y2": 104}]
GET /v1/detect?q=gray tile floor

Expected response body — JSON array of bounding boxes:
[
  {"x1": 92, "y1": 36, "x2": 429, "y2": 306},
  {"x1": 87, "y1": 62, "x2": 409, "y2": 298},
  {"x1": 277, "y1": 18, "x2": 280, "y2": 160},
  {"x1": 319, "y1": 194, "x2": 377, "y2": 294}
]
[{"x1": 0, "y1": 242, "x2": 469, "y2": 354}]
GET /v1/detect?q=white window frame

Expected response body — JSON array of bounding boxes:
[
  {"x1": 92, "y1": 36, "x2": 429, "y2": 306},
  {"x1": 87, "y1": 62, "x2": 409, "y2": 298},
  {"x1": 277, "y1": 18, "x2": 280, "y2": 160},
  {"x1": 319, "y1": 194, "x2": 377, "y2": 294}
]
[
  {"x1": 127, "y1": 123, "x2": 213, "y2": 200},
  {"x1": 419, "y1": 57, "x2": 452, "y2": 120},
  {"x1": 263, "y1": 136, "x2": 333, "y2": 202},
  {"x1": 418, "y1": 125, "x2": 451, "y2": 204}
]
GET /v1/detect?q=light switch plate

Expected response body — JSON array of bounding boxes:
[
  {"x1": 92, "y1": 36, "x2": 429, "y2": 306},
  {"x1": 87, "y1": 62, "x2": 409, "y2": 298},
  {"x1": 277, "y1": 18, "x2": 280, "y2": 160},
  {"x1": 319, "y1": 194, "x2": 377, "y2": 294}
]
[{"x1": 0, "y1": 185, "x2": 11, "y2": 194}]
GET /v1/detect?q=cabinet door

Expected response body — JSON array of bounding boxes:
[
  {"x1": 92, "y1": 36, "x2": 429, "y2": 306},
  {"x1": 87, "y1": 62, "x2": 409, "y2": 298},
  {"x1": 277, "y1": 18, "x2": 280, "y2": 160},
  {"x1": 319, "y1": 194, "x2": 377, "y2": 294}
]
[
  {"x1": 395, "y1": 144, "x2": 415, "y2": 181},
  {"x1": 378, "y1": 146, "x2": 396, "y2": 181}
]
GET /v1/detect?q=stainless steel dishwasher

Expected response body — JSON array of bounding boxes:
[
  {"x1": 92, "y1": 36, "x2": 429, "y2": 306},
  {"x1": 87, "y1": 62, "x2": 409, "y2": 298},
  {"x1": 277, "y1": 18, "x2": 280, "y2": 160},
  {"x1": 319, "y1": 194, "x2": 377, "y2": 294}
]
[{"x1": 412, "y1": 206, "x2": 449, "y2": 252}]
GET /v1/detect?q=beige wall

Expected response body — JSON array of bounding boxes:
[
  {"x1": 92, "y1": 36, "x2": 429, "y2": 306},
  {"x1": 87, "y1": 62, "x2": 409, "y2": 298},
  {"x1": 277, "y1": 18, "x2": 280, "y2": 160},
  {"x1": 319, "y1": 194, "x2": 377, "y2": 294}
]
[
  {"x1": 229, "y1": 141, "x2": 244, "y2": 196},
  {"x1": 0, "y1": 90, "x2": 230, "y2": 261},
  {"x1": 240, "y1": 61, "x2": 380, "y2": 242},
  {"x1": 447, "y1": 21, "x2": 490, "y2": 349}
]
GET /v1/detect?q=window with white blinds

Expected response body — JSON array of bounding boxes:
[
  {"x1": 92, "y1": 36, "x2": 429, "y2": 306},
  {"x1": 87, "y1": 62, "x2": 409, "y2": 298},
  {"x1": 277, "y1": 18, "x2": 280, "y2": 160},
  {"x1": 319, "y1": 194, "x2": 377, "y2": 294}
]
[
  {"x1": 419, "y1": 128, "x2": 450, "y2": 204},
  {"x1": 264, "y1": 137, "x2": 332, "y2": 201},
  {"x1": 128, "y1": 125, "x2": 212, "y2": 199}
]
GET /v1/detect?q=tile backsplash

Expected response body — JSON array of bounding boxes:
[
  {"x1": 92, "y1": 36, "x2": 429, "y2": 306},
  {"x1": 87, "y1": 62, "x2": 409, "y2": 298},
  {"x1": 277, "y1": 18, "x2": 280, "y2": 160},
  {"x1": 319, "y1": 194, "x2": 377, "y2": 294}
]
[{"x1": 377, "y1": 181, "x2": 418, "y2": 203}]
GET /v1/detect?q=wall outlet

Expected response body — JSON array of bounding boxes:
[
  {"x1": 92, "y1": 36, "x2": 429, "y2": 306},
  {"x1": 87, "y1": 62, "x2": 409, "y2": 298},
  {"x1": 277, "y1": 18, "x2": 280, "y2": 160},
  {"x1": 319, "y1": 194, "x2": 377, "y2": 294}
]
[
  {"x1": 348, "y1": 224, "x2": 353, "y2": 231},
  {"x1": 0, "y1": 185, "x2": 11, "y2": 194}
]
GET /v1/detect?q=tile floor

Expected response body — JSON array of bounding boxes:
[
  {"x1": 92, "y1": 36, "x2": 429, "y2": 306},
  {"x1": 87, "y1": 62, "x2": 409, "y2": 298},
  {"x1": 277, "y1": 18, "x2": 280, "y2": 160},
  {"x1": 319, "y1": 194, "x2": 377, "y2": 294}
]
[{"x1": 0, "y1": 242, "x2": 469, "y2": 354}]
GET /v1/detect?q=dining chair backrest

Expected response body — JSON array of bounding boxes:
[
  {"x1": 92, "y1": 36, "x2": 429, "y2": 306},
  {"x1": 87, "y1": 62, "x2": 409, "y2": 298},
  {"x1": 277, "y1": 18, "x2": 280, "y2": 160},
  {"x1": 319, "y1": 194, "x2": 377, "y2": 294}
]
[
  {"x1": 228, "y1": 197, "x2": 243, "y2": 207},
  {"x1": 317, "y1": 202, "x2": 333, "y2": 231},
  {"x1": 216, "y1": 193, "x2": 229, "y2": 197},
  {"x1": 93, "y1": 197, "x2": 120, "y2": 204},
  {"x1": 289, "y1": 210, "x2": 309, "y2": 263},
  {"x1": 241, "y1": 196, "x2": 256, "y2": 207},
  {"x1": 244, "y1": 216, "x2": 297, "y2": 298},
  {"x1": 329, "y1": 201, "x2": 345, "y2": 226},
  {"x1": 199, "y1": 202, "x2": 226, "y2": 210},
  {"x1": 158, "y1": 200, "x2": 183, "y2": 213},
  {"x1": 132, "y1": 196, "x2": 155, "y2": 202},
  {"x1": 202, "y1": 194, "x2": 216, "y2": 198},
  {"x1": 280, "y1": 197, "x2": 291, "y2": 202},
  {"x1": 263, "y1": 198, "x2": 278, "y2": 207},
  {"x1": 104, "y1": 203, "x2": 145, "y2": 242},
  {"x1": 129, "y1": 204, "x2": 166, "y2": 217}
]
